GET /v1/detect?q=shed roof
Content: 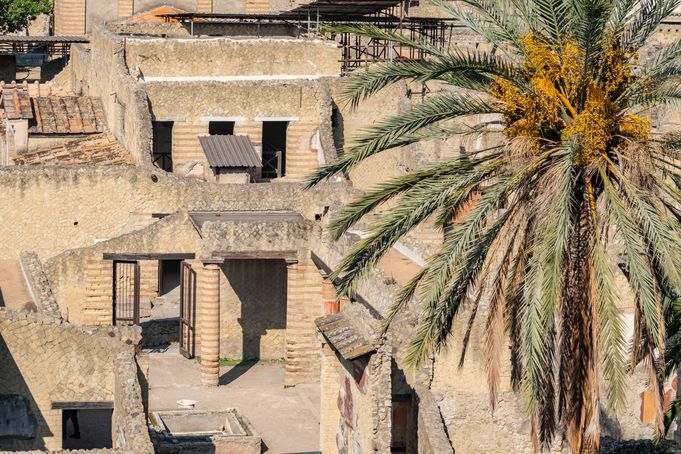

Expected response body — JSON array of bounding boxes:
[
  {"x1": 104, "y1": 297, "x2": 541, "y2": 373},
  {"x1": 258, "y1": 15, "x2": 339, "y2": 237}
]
[
  {"x1": 30, "y1": 96, "x2": 106, "y2": 134},
  {"x1": 315, "y1": 312, "x2": 375, "y2": 361},
  {"x1": 286, "y1": 0, "x2": 403, "y2": 17},
  {"x1": 189, "y1": 210, "x2": 304, "y2": 231},
  {"x1": 199, "y1": 135, "x2": 262, "y2": 168},
  {"x1": 1, "y1": 88, "x2": 33, "y2": 119}
]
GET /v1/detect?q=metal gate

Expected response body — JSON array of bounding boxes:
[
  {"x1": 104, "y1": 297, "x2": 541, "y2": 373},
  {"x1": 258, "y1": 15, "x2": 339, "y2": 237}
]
[
  {"x1": 113, "y1": 260, "x2": 140, "y2": 326},
  {"x1": 179, "y1": 261, "x2": 197, "y2": 358}
]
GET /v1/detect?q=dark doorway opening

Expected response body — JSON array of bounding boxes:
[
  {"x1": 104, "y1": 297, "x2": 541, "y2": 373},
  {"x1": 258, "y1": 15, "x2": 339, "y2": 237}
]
[
  {"x1": 209, "y1": 121, "x2": 235, "y2": 135},
  {"x1": 152, "y1": 121, "x2": 173, "y2": 172},
  {"x1": 61, "y1": 409, "x2": 113, "y2": 450},
  {"x1": 261, "y1": 121, "x2": 287, "y2": 179},
  {"x1": 158, "y1": 259, "x2": 182, "y2": 296}
]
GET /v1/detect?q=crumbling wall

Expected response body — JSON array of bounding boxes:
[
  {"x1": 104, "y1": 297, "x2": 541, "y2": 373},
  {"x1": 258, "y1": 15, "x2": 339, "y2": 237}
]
[
  {"x1": 124, "y1": 37, "x2": 341, "y2": 78},
  {"x1": 18, "y1": 251, "x2": 61, "y2": 319},
  {"x1": 0, "y1": 310, "x2": 140, "y2": 451},
  {"x1": 70, "y1": 24, "x2": 154, "y2": 165}
]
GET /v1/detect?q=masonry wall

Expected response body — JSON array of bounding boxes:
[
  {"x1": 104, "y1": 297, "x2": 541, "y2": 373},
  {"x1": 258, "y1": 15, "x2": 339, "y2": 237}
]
[
  {"x1": 0, "y1": 165, "x2": 352, "y2": 261},
  {"x1": 70, "y1": 25, "x2": 153, "y2": 164},
  {"x1": 124, "y1": 37, "x2": 341, "y2": 78},
  {"x1": 0, "y1": 311, "x2": 131, "y2": 451},
  {"x1": 320, "y1": 344, "x2": 392, "y2": 454},
  {"x1": 143, "y1": 79, "x2": 332, "y2": 181},
  {"x1": 44, "y1": 213, "x2": 200, "y2": 325},
  {"x1": 219, "y1": 259, "x2": 287, "y2": 360}
]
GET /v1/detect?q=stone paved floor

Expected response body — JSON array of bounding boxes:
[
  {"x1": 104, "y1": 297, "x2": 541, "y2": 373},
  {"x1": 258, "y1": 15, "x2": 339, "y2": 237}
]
[{"x1": 146, "y1": 344, "x2": 320, "y2": 453}]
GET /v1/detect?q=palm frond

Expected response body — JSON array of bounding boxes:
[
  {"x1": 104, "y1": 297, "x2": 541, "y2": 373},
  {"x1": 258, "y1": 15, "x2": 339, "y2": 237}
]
[
  {"x1": 328, "y1": 153, "x2": 502, "y2": 240},
  {"x1": 308, "y1": 93, "x2": 501, "y2": 186}
]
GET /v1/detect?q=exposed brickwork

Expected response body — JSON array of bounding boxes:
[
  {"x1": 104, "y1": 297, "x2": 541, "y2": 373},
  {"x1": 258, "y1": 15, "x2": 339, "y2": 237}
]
[
  {"x1": 286, "y1": 121, "x2": 320, "y2": 182},
  {"x1": 84, "y1": 259, "x2": 113, "y2": 325},
  {"x1": 285, "y1": 258, "x2": 323, "y2": 382},
  {"x1": 54, "y1": 0, "x2": 86, "y2": 36},
  {"x1": 320, "y1": 343, "x2": 342, "y2": 453},
  {"x1": 172, "y1": 122, "x2": 208, "y2": 171},
  {"x1": 196, "y1": 0, "x2": 214, "y2": 12},
  {"x1": 117, "y1": 0, "x2": 134, "y2": 18},
  {"x1": 200, "y1": 263, "x2": 220, "y2": 387}
]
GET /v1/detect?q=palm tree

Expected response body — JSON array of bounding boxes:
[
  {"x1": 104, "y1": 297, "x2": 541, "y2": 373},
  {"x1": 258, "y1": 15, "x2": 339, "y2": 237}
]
[{"x1": 308, "y1": 0, "x2": 681, "y2": 452}]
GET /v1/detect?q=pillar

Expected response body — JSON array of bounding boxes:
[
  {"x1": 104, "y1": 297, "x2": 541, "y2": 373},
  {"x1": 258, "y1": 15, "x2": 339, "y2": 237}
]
[
  {"x1": 201, "y1": 262, "x2": 220, "y2": 387},
  {"x1": 321, "y1": 278, "x2": 340, "y2": 315}
]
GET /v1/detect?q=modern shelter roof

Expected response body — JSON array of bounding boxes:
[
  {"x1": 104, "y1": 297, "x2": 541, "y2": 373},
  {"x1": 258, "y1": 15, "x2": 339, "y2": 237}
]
[{"x1": 198, "y1": 135, "x2": 262, "y2": 168}]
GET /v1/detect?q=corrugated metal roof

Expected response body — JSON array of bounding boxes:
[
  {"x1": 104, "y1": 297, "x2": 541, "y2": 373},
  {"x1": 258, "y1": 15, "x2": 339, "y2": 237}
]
[
  {"x1": 315, "y1": 313, "x2": 376, "y2": 361},
  {"x1": 286, "y1": 0, "x2": 403, "y2": 17},
  {"x1": 1, "y1": 88, "x2": 33, "y2": 119},
  {"x1": 199, "y1": 135, "x2": 262, "y2": 168}
]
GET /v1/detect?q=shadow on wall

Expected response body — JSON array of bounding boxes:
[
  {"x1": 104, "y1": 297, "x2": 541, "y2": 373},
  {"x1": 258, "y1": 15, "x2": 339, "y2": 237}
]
[
  {"x1": 219, "y1": 259, "x2": 287, "y2": 386},
  {"x1": 0, "y1": 334, "x2": 50, "y2": 451}
]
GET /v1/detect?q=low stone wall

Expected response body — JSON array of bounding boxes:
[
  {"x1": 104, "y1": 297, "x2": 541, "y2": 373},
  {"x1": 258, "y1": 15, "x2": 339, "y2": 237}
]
[
  {"x1": 18, "y1": 251, "x2": 61, "y2": 320},
  {"x1": 112, "y1": 348, "x2": 154, "y2": 453}
]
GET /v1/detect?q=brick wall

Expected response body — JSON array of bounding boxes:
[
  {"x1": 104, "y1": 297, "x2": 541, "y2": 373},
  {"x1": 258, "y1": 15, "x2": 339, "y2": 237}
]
[
  {"x1": 83, "y1": 259, "x2": 114, "y2": 325},
  {"x1": 54, "y1": 0, "x2": 86, "y2": 35},
  {"x1": 320, "y1": 343, "x2": 342, "y2": 453},
  {"x1": 286, "y1": 121, "x2": 320, "y2": 181},
  {"x1": 172, "y1": 122, "x2": 208, "y2": 172},
  {"x1": 285, "y1": 257, "x2": 323, "y2": 382},
  {"x1": 117, "y1": 0, "x2": 134, "y2": 18}
]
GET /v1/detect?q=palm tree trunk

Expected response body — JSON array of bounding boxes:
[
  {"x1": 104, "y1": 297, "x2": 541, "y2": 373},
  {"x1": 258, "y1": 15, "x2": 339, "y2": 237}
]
[{"x1": 559, "y1": 183, "x2": 599, "y2": 453}]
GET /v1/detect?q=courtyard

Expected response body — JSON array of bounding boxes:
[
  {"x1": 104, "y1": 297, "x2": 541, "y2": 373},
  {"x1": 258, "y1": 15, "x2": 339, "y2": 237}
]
[{"x1": 146, "y1": 343, "x2": 321, "y2": 453}]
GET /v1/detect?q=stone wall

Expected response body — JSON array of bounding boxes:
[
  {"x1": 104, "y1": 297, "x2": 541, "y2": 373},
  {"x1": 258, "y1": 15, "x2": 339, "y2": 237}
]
[
  {"x1": 124, "y1": 37, "x2": 341, "y2": 78},
  {"x1": 142, "y1": 79, "x2": 333, "y2": 181},
  {"x1": 44, "y1": 212, "x2": 200, "y2": 325},
  {"x1": 0, "y1": 165, "x2": 352, "y2": 261},
  {"x1": 219, "y1": 259, "x2": 287, "y2": 360},
  {"x1": 19, "y1": 251, "x2": 61, "y2": 319},
  {"x1": 0, "y1": 310, "x2": 145, "y2": 451},
  {"x1": 70, "y1": 25, "x2": 153, "y2": 165}
]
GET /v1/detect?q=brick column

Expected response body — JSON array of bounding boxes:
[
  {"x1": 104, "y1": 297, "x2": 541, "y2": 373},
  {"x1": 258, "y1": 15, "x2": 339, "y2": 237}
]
[
  {"x1": 321, "y1": 278, "x2": 340, "y2": 315},
  {"x1": 200, "y1": 263, "x2": 220, "y2": 387},
  {"x1": 320, "y1": 343, "x2": 342, "y2": 453}
]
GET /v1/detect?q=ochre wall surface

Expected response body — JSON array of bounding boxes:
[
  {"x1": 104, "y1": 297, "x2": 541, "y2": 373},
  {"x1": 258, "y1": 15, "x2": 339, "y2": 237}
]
[
  {"x1": 219, "y1": 259, "x2": 287, "y2": 360},
  {"x1": 124, "y1": 37, "x2": 341, "y2": 78},
  {"x1": 0, "y1": 312, "x2": 122, "y2": 451}
]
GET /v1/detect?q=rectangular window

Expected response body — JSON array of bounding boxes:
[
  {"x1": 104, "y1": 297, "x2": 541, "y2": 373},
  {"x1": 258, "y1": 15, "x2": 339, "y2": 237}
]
[{"x1": 208, "y1": 121, "x2": 235, "y2": 135}]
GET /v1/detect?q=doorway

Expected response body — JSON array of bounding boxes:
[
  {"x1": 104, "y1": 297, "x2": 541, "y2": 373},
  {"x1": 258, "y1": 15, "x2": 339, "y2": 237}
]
[
  {"x1": 261, "y1": 121, "x2": 287, "y2": 179},
  {"x1": 61, "y1": 408, "x2": 113, "y2": 450},
  {"x1": 113, "y1": 260, "x2": 140, "y2": 326},
  {"x1": 152, "y1": 121, "x2": 173, "y2": 172},
  {"x1": 209, "y1": 121, "x2": 235, "y2": 135}
]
